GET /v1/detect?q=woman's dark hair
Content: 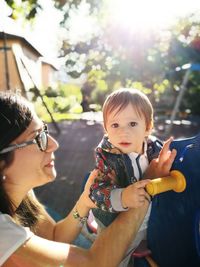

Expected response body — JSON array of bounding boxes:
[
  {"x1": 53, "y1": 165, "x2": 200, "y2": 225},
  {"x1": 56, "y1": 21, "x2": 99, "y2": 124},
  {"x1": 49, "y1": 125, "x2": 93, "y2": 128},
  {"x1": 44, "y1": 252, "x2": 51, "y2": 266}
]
[{"x1": 0, "y1": 92, "x2": 44, "y2": 231}]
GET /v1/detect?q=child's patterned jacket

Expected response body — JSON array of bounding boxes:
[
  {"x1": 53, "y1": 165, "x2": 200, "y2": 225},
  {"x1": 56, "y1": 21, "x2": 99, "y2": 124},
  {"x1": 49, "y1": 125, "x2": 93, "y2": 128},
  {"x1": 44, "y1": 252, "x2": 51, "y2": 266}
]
[{"x1": 89, "y1": 135, "x2": 163, "y2": 226}]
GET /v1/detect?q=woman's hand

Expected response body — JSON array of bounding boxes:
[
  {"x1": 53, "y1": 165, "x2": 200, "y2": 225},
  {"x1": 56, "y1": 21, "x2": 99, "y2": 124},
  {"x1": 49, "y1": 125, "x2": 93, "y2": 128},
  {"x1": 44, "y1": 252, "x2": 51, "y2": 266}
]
[
  {"x1": 144, "y1": 137, "x2": 177, "y2": 179},
  {"x1": 79, "y1": 170, "x2": 97, "y2": 210}
]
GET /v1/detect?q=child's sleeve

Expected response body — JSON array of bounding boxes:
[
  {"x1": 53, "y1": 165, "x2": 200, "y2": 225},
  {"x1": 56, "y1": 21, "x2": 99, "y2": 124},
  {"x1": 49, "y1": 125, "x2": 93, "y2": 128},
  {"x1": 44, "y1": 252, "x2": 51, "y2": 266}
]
[
  {"x1": 89, "y1": 148, "x2": 124, "y2": 212},
  {"x1": 110, "y1": 188, "x2": 128, "y2": 211}
]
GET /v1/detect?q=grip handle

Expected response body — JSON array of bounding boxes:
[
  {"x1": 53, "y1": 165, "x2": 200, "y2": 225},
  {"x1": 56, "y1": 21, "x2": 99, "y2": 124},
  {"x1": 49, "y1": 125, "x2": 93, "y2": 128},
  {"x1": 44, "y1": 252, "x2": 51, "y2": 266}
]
[{"x1": 146, "y1": 170, "x2": 186, "y2": 196}]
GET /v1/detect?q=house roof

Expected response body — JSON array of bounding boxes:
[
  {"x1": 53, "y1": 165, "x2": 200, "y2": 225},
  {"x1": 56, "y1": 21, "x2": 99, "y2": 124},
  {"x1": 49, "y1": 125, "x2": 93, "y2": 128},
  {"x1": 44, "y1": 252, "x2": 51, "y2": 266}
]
[
  {"x1": 0, "y1": 31, "x2": 42, "y2": 57},
  {"x1": 0, "y1": 17, "x2": 43, "y2": 57},
  {"x1": 40, "y1": 57, "x2": 59, "y2": 71}
]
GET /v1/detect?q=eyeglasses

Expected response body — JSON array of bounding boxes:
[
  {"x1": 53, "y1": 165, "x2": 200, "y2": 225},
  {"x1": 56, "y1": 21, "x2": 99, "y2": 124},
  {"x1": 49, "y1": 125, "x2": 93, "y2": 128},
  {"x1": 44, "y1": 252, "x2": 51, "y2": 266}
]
[{"x1": 0, "y1": 124, "x2": 49, "y2": 154}]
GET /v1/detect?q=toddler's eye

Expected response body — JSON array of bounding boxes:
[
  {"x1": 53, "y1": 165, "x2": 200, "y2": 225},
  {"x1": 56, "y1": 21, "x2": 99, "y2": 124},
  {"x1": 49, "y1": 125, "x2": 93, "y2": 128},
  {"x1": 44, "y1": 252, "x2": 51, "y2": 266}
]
[
  {"x1": 111, "y1": 123, "x2": 119, "y2": 128},
  {"x1": 130, "y1": 122, "x2": 137, "y2": 127}
]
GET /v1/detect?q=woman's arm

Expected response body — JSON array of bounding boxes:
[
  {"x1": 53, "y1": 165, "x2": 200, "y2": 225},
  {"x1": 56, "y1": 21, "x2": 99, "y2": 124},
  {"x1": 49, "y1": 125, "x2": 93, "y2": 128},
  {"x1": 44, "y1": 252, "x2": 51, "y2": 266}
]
[
  {"x1": 4, "y1": 201, "x2": 149, "y2": 267},
  {"x1": 35, "y1": 170, "x2": 97, "y2": 243},
  {"x1": 53, "y1": 192, "x2": 91, "y2": 243},
  {"x1": 34, "y1": 197, "x2": 89, "y2": 243}
]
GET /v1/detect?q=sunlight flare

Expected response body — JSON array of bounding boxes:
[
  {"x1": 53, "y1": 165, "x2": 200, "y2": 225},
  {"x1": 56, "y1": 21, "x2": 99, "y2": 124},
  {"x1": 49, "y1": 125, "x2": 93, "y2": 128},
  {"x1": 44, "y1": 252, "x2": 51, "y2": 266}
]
[{"x1": 107, "y1": 0, "x2": 200, "y2": 33}]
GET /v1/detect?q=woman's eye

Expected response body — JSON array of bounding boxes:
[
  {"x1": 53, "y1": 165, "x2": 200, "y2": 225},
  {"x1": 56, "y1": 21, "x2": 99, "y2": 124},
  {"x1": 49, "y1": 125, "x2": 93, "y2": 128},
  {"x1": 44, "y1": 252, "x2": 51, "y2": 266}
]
[
  {"x1": 111, "y1": 123, "x2": 119, "y2": 128},
  {"x1": 130, "y1": 122, "x2": 137, "y2": 127}
]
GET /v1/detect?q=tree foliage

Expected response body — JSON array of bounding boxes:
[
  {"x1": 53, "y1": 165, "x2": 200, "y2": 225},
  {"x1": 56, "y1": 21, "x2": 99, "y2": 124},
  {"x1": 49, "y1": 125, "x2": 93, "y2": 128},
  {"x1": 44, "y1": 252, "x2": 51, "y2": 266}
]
[
  {"x1": 6, "y1": 0, "x2": 42, "y2": 20},
  {"x1": 58, "y1": 1, "x2": 200, "y2": 115},
  {"x1": 6, "y1": 0, "x2": 200, "y2": 115}
]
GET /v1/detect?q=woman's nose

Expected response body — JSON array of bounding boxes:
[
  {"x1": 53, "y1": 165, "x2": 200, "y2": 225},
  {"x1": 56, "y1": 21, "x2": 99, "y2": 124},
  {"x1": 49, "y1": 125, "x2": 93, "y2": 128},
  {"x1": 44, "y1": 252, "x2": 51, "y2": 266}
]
[{"x1": 46, "y1": 135, "x2": 59, "y2": 152}]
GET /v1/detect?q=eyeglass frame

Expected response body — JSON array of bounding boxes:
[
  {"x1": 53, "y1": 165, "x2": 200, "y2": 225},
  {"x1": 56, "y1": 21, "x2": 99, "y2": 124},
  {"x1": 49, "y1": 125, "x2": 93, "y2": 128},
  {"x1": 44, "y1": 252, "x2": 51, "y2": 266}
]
[{"x1": 0, "y1": 123, "x2": 49, "y2": 154}]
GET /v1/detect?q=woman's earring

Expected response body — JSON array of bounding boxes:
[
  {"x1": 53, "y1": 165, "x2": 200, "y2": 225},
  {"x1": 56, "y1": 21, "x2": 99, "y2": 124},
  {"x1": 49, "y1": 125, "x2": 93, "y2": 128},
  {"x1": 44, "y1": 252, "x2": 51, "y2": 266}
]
[{"x1": 2, "y1": 175, "x2": 6, "y2": 180}]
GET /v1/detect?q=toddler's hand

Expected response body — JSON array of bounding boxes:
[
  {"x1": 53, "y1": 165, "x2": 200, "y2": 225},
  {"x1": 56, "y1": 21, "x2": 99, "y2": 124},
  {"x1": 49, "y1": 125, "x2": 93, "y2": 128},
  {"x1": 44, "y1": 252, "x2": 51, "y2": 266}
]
[
  {"x1": 144, "y1": 137, "x2": 177, "y2": 179},
  {"x1": 121, "y1": 180, "x2": 151, "y2": 208}
]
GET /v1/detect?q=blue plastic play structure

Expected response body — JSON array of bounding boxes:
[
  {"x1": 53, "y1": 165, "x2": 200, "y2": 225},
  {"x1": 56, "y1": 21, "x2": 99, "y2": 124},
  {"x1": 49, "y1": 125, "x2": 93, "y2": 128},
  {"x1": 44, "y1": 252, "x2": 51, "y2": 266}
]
[
  {"x1": 84, "y1": 132, "x2": 200, "y2": 266},
  {"x1": 145, "y1": 132, "x2": 200, "y2": 267}
]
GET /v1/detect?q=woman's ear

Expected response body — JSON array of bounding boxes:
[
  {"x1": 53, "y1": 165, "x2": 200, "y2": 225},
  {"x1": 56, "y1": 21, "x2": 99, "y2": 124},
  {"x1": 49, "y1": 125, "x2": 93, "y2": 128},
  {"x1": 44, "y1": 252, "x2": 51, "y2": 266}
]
[{"x1": 0, "y1": 160, "x2": 6, "y2": 170}]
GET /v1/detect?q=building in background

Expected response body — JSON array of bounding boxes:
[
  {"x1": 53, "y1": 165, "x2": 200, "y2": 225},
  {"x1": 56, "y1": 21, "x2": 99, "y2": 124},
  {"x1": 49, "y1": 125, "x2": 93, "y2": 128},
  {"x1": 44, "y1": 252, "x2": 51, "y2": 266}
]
[
  {"x1": 0, "y1": 18, "x2": 58, "y2": 99},
  {"x1": 40, "y1": 57, "x2": 58, "y2": 89}
]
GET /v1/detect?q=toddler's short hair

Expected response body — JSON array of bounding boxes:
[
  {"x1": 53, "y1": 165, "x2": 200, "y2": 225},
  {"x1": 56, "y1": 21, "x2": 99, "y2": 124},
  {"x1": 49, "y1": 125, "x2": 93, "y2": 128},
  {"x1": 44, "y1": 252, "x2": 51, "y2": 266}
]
[{"x1": 102, "y1": 88, "x2": 153, "y2": 130}]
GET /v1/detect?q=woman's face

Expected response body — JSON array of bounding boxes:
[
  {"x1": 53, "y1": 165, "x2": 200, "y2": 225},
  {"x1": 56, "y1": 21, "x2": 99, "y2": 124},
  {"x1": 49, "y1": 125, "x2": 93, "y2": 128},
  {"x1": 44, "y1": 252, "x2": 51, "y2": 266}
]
[{"x1": 3, "y1": 115, "x2": 59, "y2": 197}]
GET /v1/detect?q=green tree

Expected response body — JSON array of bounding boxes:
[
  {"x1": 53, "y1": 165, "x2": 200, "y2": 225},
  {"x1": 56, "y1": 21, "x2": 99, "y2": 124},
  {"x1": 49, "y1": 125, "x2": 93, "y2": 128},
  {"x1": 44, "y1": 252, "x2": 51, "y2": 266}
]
[
  {"x1": 57, "y1": 1, "x2": 200, "y2": 115},
  {"x1": 7, "y1": 0, "x2": 200, "y2": 115},
  {"x1": 6, "y1": 0, "x2": 42, "y2": 19}
]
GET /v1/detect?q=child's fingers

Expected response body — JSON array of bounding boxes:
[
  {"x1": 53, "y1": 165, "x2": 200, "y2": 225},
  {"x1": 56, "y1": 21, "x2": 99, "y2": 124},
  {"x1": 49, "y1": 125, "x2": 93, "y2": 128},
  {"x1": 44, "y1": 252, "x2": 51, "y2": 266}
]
[
  {"x1": 164, "y1": 136, "x2": 174, "y2": 149},
  {"x1": 165, "y1": 149, "x2": 177, "y2": 168},
  {"x1": 160, "y1": 149, "x2": 177, "y2": 174},
  {"x1": 144, "y1": 191, "x2": 151, "y2": 203},
  {"x1": 138, "y1": 192, "x2": 151, "y2": 204},
  {"x1": 158, "y1": 137, "x2": 174, "y2": 164},
  {"x1": 134, "y1": 179, "x2": 151, "y2": 189},
  {"x1": 159, "y1": 136, "x2": 172, "y2": 154},
  {"x1": 138, "y1": 188, "x2": 151, "y2": 202}
]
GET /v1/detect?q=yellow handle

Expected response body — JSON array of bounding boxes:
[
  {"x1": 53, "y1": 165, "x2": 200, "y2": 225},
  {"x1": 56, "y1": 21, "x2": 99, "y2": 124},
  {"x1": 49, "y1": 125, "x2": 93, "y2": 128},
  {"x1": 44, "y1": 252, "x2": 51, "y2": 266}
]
[{"x1": 146, "y1": 170, "x2": 186, "y2": 196}]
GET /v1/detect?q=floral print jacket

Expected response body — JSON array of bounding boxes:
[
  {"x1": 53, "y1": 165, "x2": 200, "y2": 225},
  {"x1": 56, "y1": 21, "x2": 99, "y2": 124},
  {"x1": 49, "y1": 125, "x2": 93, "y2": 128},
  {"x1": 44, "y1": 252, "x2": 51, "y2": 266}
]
[{"x1": 89, "y1": 135, "x2": 163, "y2": 226}]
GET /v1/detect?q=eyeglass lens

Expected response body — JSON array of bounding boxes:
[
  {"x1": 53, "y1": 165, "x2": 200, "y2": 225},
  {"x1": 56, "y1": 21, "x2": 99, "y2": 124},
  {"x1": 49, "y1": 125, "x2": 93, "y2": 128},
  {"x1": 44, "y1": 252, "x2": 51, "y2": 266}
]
[
  {"x1": 36, "y1": 124, "x2": 48, "y2": 151},
  {"x1": 39, "y1": 131, "x2": 48, "y2": 151}
]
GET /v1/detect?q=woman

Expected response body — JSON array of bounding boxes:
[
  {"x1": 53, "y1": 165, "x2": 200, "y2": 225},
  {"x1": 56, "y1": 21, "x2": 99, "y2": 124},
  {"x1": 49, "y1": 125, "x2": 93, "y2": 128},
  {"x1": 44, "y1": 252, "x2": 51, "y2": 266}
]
[{"x1": 0, "y1": 91, "x2": 151, "y2": 267}]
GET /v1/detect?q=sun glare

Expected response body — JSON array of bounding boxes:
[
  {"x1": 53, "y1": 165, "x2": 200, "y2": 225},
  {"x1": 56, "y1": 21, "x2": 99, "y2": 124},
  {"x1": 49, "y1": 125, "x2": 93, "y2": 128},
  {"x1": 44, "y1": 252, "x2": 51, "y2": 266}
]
[{"x1": 107, "y1": 0, "x2": 200, "y2": 33}]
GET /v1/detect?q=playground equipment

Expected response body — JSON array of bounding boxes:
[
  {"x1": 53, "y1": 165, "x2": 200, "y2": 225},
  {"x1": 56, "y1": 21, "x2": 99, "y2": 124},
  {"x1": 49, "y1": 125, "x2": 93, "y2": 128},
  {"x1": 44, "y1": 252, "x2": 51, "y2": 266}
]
[
  {"x1": 146, "y1": 132, "x2": 200, "y2": 267},
  {"x1": 166, "y1": 63, "x2": 200, "y2": 136},
  {"x1": 133, "y1": 171, "x2": 186, "y2": 266},
  {"x1": 86, "y1": 169, "x2": 187, "y2": 266},
  {"x1": 146, "y1": 170, "x2": 186, "y2": 196},
  {"x1": 86, "y1": 133, "x2": 200, "y2": 266}
]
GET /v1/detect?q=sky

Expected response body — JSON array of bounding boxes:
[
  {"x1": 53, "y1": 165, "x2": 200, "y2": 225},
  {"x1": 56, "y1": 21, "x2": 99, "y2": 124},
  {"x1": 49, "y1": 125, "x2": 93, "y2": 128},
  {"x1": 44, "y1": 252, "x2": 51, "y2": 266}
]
[
  {"x1": 1, "y1": 0, "x2": 200, "y2": 59},
  {"x1": 0, "y1": 0, "x2": 62, "y2": 59},
  {"x1": 105, "y1": 0, "x2": 200, "y2": 37},
  {"x1": 25, "y1": 0, "x2": 63, "y2": 59}
]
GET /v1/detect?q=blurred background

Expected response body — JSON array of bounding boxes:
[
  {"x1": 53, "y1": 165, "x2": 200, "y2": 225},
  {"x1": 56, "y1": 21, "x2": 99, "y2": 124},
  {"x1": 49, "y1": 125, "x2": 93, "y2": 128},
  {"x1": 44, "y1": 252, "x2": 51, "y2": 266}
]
[{"x1": 1, "y1": 0, "x2": 200, "y2": 217}]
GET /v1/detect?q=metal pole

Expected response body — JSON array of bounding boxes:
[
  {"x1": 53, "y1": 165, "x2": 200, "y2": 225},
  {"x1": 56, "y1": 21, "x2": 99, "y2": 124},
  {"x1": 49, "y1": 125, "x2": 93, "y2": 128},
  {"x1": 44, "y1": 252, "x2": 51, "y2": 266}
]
[
  {"x1": 3, "y1": 31, "x2": 10, "y2": 90},
  {"x1": 165, "y1": 68, "x2": 191, "y2": 136},
  {"x1": 19, "y1": 58, "x2": 60, "y2": 135}
]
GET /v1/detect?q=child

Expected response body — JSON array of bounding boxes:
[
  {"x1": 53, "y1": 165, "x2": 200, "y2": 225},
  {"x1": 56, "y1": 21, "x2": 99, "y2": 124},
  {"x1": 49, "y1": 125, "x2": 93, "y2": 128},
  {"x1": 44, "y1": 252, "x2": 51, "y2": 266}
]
[{"x1": 89, "y1": 88, "x2": 175, "y2": 266}]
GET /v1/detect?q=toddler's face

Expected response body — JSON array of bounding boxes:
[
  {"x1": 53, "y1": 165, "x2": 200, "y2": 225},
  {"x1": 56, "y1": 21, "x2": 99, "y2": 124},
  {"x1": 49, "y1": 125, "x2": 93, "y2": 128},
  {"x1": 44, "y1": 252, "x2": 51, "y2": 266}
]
[{"x1": 105, "y1": 103, "x2": 151, "y2": 154}]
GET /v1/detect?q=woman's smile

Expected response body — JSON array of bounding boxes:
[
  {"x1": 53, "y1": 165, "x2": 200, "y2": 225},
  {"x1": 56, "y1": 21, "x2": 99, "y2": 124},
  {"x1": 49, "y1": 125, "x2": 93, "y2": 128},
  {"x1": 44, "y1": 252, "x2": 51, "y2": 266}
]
[{"x1": 44, "y1": 159, "x2": 55, "y2": 168}]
